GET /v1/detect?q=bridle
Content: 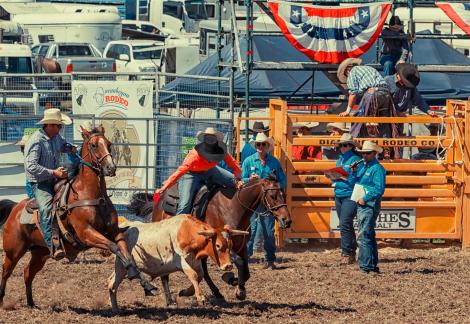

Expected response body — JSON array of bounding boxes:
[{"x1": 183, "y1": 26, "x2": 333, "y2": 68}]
[
  {"x1": 76, "y1": 133, "x2": 112, "y2": 176},
  {"x1": 236, "y1": 180, "x2": 287, "y2": 217}
]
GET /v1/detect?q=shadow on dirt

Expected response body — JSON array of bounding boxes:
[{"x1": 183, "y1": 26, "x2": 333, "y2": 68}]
[
  {"x1": 380, "y1": 256, "x2": 429, "y2": 264},
  {"x1": 394, "y1": 268, "x2": 446, "y2": 275},
  {"x1": 68, "y1": 299, "x2": 356, "y2": 320}
]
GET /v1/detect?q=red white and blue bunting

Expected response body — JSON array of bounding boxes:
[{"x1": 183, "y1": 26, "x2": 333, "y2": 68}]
[
  {"x1": 267, "y1": 1, "x2": 392, "y2": 63},
  {"x1": 436, "y1": 2, "x2": 470, "y2": 36}
]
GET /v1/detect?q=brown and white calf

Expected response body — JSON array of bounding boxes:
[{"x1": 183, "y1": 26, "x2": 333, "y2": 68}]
[{"x1": 108, "y1": 214, "x2": 247, "y2": 311}]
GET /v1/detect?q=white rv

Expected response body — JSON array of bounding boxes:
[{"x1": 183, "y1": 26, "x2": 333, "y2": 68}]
[
  {"x1": 148, "y1": 0, "x2": 209, "y2": 34},
  {"x1": 0, "y1": 2, "x2": 122, "y2": 52}
]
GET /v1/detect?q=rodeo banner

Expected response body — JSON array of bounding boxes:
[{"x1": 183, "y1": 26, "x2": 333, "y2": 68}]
[{"x1": 72, "y1": 80, "x2": 154, "y2": 205}]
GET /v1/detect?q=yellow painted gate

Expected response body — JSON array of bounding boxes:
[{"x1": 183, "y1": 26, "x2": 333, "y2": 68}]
[{"x1": 238, "y1": 98, "x2": 470, "y2": 248}]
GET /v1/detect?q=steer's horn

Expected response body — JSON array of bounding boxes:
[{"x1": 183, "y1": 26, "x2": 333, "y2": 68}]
[
  {"x1": 229, "y1": 229, "x2": 250, "y2": 236},
  {"x1": 198, "y1": 229, "x2": 216, "y2": 237}
]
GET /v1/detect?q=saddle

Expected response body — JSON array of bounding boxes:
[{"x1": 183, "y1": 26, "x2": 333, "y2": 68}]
[
  {"x1": 161, "y1": 184, "x2": 236, "y2": 220},
  {"x1": 20, "y1": 178, "x2": 103, "y2": 251},
  {"x1": 20, "y1": 179, "x2": 71, "y2": 224}
]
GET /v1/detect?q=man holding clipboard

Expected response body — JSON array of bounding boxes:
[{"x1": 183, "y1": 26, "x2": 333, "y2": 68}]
[
  {"x1": 326, "y1": 134, "x2": 362, "y2": 265},
  {"x1": 351, "y1": 141, "x2": 386, "y2": 274}
]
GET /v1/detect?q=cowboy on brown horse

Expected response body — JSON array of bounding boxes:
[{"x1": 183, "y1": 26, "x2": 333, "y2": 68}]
[
  {"x1": 1, "y1": 110, "x2": 157, "y2": 308},
  {"x1": 24, "y1": 108, "x2": 76, "y2": 259},
  {"x1": 154, "y1": 127, "x2": 243, "y2": 215}
]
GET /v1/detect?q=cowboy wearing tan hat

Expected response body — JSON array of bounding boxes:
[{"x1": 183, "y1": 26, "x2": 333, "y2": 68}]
[
  {"x1": 337, "y1": 58, "x2": 398, "y2": 151},
  {"x1": 331, "y1": 133, "x2": 361, "y2": 264},
  {"x1": 351, "y1": 140, "x2": 386, "y2": 274},
  {"x1": 242, "y1": 132, "x2": 286, "y2": 270},
  {"x1": 156, "y1": 127, "x2": 242, "y2": 215},
  {"x1": 24, "y1": 108, "x2": 76, "y2": 260},
  {"x1": 241, "y1": 121, "x2": 271, "y2": 164}
]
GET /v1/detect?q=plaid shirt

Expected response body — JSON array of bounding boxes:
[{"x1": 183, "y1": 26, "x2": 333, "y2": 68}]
[
  {"x1": 24, "y1": 129, "x2": 67, "y2": 183},
  {"x1": 347, "y1": 66, "x2": 388, "y2": 95}
]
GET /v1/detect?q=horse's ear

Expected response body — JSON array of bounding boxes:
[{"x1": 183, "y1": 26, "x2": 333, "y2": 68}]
[
  {"x1": 97, "y1": 125, "x2": 105, "y2": 135},
  {"x1": 81, "y1": 127, "x2": 90, "y2": 140}
]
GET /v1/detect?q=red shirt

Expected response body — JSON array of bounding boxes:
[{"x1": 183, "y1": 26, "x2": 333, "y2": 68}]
[
  {"x1": 292, "y1": 146, "x2": 322, "y2": 160},
  {"x1": 161, "y1": 149, "x2": 241, "y2": 190}
]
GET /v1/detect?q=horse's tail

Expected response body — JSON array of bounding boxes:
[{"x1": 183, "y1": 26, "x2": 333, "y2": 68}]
[
  {"x1": 0, "y1": 199, "x2": 17, "y2": 228},
  {"x1": 128, "y1": 192, "x2": 154, "y2": 217}
]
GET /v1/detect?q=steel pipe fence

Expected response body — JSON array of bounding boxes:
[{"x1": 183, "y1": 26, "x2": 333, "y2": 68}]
[
  {"x1": 0, "y1": 72, "x2": 233, "y2": 119},
  {"x1": 0, "y1": 114, "x2": 233, "y2": 215}
]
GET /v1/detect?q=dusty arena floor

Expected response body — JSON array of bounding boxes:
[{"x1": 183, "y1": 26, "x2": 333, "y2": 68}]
[{"x1": 1, "y1": 238, "x2": 470, "y2": 323}]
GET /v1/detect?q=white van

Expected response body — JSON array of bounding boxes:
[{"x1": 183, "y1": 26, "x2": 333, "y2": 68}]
[{"x1": 0, "y1": 44, "x2": 39, "y2": 114}]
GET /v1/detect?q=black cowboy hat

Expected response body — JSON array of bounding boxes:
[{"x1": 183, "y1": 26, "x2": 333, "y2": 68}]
[
  {"x1": 389, "y1": 15, "x2": 402, "y2": 26},
  {"x1": 396, "y1": 63, "x2": 420, "y2": 88},
  {"x1": 249, "y1": 121, "x2": 270, "y2": 134},
  {"x1": 195, "y1": 141, "x2": 227, "y2": 163}
]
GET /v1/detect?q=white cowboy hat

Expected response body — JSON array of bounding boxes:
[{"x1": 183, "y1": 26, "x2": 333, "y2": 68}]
[
  {"x1": 356, "y1": 141, "x2": 383, "y2": 154},
  {"x1": 337, "y1": 57, "x2": 362, "y2": 84},
  {"x1": 327, "y1": 122, "x2": 350, "y2": 133},
  {"x1": 337, "y1": 133, "x2": 357, "y2": 147},
  {"x1": 37, "y1": 108, "x2": 72, "y2": 125},
  {"x1": 251, "y1": 132, "x2": 275, "y2": 151},
  {"x1": 15, "y1": 134, "x2": 30, "y2": 146},
  {"x1": 196, "y1": 127, "x2": 224, "y2": 143},
  {"x1": 295, "y1": 122, "x2": 320, "y2": 129}
]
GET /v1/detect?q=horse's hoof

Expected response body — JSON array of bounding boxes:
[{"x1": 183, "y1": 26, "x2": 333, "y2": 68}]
[
  {"x1": 166, "y1": 301, "x2": 178, "y2": 309},
  {"x1": 179, "y1": 286, "x2": 195, "y2": 297},
  {"x1": 235, "y1": 288, "x2": 246, "y2": 301},
  {"x1": 144, "y1": 288, "x2": 158, "y2": 297},
  {"x1": 222, "y1": 272, "x2": 238, "y2": 286},
  {"x1": 127, "y1": 266, "x2": 140, "y2": 280}
]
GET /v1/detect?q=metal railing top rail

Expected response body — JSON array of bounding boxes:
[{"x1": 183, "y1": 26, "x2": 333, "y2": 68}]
[
  {"x1": 0, "y1": 72, "x2": 231, "y2": 82},
  {"x1": 287, "y1": 115, "x2": 453, "y2": 124}
]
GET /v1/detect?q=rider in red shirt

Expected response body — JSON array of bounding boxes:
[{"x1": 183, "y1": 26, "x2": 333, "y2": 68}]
[{"x1": 155, "y1": 127, "x2": 242, "y2": 214}]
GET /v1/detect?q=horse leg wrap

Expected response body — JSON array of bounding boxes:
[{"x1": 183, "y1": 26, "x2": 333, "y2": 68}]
[
  {"x1": 112, "y1": 246, "x2": 139, "y2": 280},
  {"x1": 140, "y1": 276, "x2": 158, "y2": 297}
]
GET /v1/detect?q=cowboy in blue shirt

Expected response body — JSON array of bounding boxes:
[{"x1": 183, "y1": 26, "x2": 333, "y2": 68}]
[
  {"x1": 352, "y1": 141, "x2": 386, "y2": 274},
  {"x1": 240, "y1": 121, "x2": 270, "y2": 164},
  {"x1": 242, "y1": 133, "x2": 286, "y2": 270},
  {"x1": 330, "y1": 134, "x2": 362, "y2": 264}
]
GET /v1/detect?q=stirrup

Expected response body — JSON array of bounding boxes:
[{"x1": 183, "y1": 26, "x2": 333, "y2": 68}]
[{"x1": 51, "y1": 248, "x2": 66, "y2": 261}]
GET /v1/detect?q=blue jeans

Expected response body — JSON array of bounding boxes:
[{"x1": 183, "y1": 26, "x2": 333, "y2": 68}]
[
  {"x1": 177, "y1": 166, "x2": 236, "y2": 214},
  {"x1": 357, "y1": 201, "x2": 381, "y2": 272},
  {"x1": 380, "y1": 54, "x2": 400, "y2": 76},
  {"x1": 334, "y1": 197, "x2": 357, "y2": 257},
  {"x1": 31, "y1": 181, "x2": 55, "y2": 251},
  {"x1": 247, "y1": 206, "x2": 276, "y2": 263}
]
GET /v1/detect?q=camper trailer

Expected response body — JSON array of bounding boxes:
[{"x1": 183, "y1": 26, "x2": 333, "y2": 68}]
[{"x1": 0, "y1": 2, "x2": 122, "y2": 52}]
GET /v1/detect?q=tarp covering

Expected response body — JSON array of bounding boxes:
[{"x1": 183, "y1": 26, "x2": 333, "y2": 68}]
[{"x1": 161, "y1": 31, "x2": 470, "y2": 105}]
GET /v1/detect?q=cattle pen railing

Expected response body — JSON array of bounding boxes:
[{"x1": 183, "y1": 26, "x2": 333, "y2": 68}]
[{"x1": 264, "y1": 98, "x2": 470, "y2": 248}]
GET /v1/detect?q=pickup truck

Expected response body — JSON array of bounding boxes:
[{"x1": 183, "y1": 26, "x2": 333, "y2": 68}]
[
  {"x1": 103, "y1": 40, "x2": 163, "y2": 79},
  {"x1": 31, "y1": 42, "x2": 116, "y2": 73}
]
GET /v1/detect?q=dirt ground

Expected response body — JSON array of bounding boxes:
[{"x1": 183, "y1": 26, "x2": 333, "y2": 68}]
[{"x1": 1, "y1": 237, "x2": 470, "y2": 323}]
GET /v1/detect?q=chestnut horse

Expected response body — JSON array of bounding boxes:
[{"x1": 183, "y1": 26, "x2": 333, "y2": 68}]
[
  {"x1": 128, "y1": 176, "x2": 292, "y2": 301},
  {"x1": 0, "y1": 126, "x2": 155, "y2": 308}
]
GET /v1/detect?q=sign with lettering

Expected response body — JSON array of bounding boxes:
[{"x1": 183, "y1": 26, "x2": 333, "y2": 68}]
[
  {"x1": 330, "y1": 208, "x2": 416, "y2": 232},
  {"x1": 72, "y1": 80, "x2": 154, "y2": 205}
]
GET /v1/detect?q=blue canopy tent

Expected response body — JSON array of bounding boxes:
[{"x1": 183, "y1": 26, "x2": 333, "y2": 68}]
[{"x1": 161, "y1": 32, "x2": 470, "y2": 106}]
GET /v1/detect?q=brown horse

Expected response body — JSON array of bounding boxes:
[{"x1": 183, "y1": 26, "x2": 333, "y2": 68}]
[
  {"x1": 128, "y1": 175, "x2": 292, "y2": 301},
  {"x1": 0, "y1": 126, "x2": 155, "y2": 308}
]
